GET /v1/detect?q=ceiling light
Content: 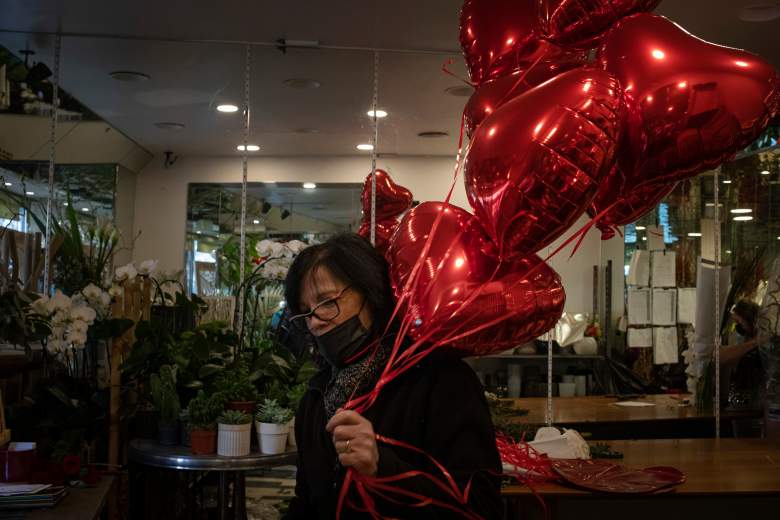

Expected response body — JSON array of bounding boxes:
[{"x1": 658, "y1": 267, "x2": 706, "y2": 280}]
[
  {"x1": 445, "y1": 85, "x2": 474, "y2": 97},
  {"x1": 283, "y1": 78, "x2": 321, "y2": 89},
  {"x1": 217, "y1": 104, "x2": 239, "y2": 113},
  {"x1": 739, "y1": 4, "x2": 780, "y2": 22},
  {"x1": 687, "y1": 232, "x2": 702, "y2": 237},
  {"x1": 154, "y1": 122, "x2": 185, "y2": 130},
  {"x1": 730, "y1": 208, "x2": 752, "y2": 214},
  {"x1": 761, "y1": 170, "x2": 771, "y2": 175},
  {"x1": 293, "y1": 128, "x2": 319, "y2": 134},
  {"x1": 642, "y1": 237, "x2": 647, "y2": 241},
  {"x1": 196, "y1": 230, "x2": 202, "y2": 234},
  {"x1": 705, "y1": 202, "x2": 724, "y2": 207},
  {"x1": 237, "y1": 144, "x2": 260, "y2": 152},
  {"x1": 417, "y1": 131, "x2": 449, "y2": 138},
  {"x1": 733, "y1": 215, "x2": 753, "y2": 221},
  {"x1": 63, "y1": 202, "x2": 68, "y2": 206},
  {"x1": 635, "y1": 226, "x2": 646, "y2": 231},
  {"x1": 302, "y1": 182, "x2": 317, "y2": 190},
  {"x1": 252, "y1": 219, "x2": 260, "y2": 224},
  {"x1": 367, "y1": 109, "x2": 388, "y2": 118},
  {"x1": 726, "y1": 250, "x2": 732, "y2": 254},
  {"x1": 356, "y1": 143, "x2": 374, "y2": 151},
  {"x1": 25, "y1": 191, "x2": 34, "y2": 196},
  {"x1": 722, "y1": 179, "x2": 732, "y2": 184},
  {"x1": 3, "y1": 182, "x2": 11, "y2": 187},
  {"x1": 81, "y1": 208, "x2": 89, "y2": 212},
  {"x1": 109, "y1": 71, "x2": 150, "y2": 82}
]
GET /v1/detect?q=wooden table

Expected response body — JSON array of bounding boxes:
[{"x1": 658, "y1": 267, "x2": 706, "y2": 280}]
[
  {"x1": 502, "y1": 438, "x2": 780, "y2": 520},
  {"x1": 505, "y1": 394, "x2": 760, "y2": 439},
  {"x1": 25, "y1": 476, "x2": 114, "y2": 520}
]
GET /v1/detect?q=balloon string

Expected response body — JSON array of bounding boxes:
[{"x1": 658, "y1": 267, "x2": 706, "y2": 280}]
[{"x1": 442, "y1": 58, "x2": 476, "y2": 87}]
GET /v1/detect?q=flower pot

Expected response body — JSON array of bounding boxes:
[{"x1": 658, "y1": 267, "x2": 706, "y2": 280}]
[
  {"x1": 190, "y1": 428, "x2": 217, "y2": 455},
  {"x1": 287, "y1": 417, "x2": 296, "y2": 448},
  {"x1": 218, "y1": 423, "x2": 252, "y2": 457},
  {"x1": 158, "y1": 422, "x2": 179, "y2": 446},
  {"x1": 256, "y1": 421, "x2": 289, "y2": 455},
  {"x1": 225, "y1": 400, "x2": 256, "y2": 415}
]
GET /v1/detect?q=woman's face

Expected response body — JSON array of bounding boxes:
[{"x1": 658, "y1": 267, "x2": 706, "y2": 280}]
[{"x1": 300, "y1": 266, "x2": 373, "y2": 337}]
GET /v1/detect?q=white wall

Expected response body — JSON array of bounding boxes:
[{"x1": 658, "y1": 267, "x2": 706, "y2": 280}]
[{"x1": 132, "y1": 154, "x2": 624, "y2": 319}]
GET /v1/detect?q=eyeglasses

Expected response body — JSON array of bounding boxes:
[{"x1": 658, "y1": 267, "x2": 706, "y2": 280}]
[{"x1": 289, "y1": 285, "x2": 352, "y2": 330}]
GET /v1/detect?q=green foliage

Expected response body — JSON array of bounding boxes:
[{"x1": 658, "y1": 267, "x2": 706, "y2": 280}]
[
  {"x1": 255, "y1": 398, "x2": 293, "y2": 424},
  {"x1": 150, "y1": 365, "x2": 181, "y2": 424},
  {"x1": 212, "y1": 363, "x2": 259, "y2": 402},
  {"x1": 217, "y1": 409, "x2": 251, "y2": 425},
  {"x1": 187, "y1": 390, "x2": 226, "y2": 430},
  {"x1": 288, "y1": 382, "x2": 308, "y2": 411},
  {"x1": 0, "y1": 289, "x2": 50, "y2": 353},
  {"x1": 218, "y1": 236, "x2": 258, "y2": 293}
]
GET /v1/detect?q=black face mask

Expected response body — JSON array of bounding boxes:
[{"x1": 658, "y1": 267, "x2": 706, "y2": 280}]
[{"x1": 314, "y1": 314, "x2": 371, "y2": 368}]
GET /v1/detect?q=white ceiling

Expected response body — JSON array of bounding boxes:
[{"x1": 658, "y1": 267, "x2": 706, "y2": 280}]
[{"x1": 1, "y1": 0, "x2": 779, "y2": 158}]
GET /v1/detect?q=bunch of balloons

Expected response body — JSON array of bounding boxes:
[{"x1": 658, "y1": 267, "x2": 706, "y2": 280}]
[
  {"x1": 372, "y1": 0, "x2": 779, "y2": 357},
  {"x1": 357, "y1": 169, "x2": 413, "y2": 254}
]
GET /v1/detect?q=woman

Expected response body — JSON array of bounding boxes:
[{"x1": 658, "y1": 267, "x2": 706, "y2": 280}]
[{"x1": 284, "y1": 234, "x2": 502, "y2": 519}]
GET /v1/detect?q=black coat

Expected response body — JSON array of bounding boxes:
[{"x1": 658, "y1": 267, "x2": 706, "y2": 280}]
[{"x1": 285, "y1": 355, "x2": 503, "y2": 519}]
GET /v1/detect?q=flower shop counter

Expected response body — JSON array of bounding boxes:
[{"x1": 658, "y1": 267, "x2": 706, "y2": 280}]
[
  {"x1": 129, "y1": 439, "x2": 296, "y2": 520},
  {"x1": 501, "y1": 438, "x2": 780, "y2": 520}
]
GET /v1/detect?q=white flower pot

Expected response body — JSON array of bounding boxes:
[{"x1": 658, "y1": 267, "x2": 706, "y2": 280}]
[
  {"x1": 287, "y1": 417, "x2": 296, "y2": 448},
  {"x1": 218, "y1": 422, "x2": 252, "y2": 457},
  {"x1": 256, "y1": 421, "x2": 289, "y2": 455}
]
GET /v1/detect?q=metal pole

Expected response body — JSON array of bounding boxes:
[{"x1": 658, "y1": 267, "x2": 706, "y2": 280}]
[
  {"x1": 713, "y1": 167, "x2": 721, "y2": 439},
  {"x1": 369, "y1": 51, "x2": 379, "y2": 245},
  {"x1": 237, "y1": 44, "x2": 251, "y2": 339},
  {"x1": 546, "y1": 246, "x2": 554, "y2": 427},
  {"x1": 43, "y1": 33, "x2": 61, "y2": 295}
]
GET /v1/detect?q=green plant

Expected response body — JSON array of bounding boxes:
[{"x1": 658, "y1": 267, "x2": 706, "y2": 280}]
[
  {"x1": 187, "y1": 390, "x2": 226, "y2": 430},
  {"x1": 288, "y1": 382, "x2": 308, "y2": 411},
  {"x1": 150, "y1": 365, "x2": 181, "y2": 424},
  {"x1": 217, "y1": 409, "x2": 251, "y2": 425},
  {"x1": 213, "y1": 364, "x2": 259, "y2": 402},
  {"x1": 256, "y1": 398, "x2": 293, "y2": 425}
]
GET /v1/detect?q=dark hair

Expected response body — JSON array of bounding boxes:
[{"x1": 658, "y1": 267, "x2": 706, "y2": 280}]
[{"x1": 285, "y1": 234, "x2": 395, "y2": 334}]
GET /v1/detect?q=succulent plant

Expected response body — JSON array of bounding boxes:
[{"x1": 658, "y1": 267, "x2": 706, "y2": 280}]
[
  {"x1": 217, "y1": 409, "x2": 251, "y2": 425},
  {"x1": 255, "y1": 398, "x2": 293, "y2": 425}
]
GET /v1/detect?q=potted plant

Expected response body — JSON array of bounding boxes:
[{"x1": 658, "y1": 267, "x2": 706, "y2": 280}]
[
  {"x1": 150, "y1": 365, "x2": 181, "y2": 446},
  {"x1": 217, "y1": 410, "x2": 252, "y2": 457},
  {"x1": 214, "y1": 365, "x2": 259, "y2": 414},
  {"x1": 188, "y1": 390, "x2": 224, "y2": 455},
  {"x1": 255, "y1": 398, "x2": 293, "y2": 455}
]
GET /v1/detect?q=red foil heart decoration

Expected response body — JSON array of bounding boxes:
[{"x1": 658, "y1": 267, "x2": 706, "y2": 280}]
[
  {"x1": 599, "y1": 13, "x2": 780, "y2": 191},
  {"x1": 386, "y1": 202, "x2": 565, "y2": 356},
  {"x1": 361, "y1": 169, "x2": 413, "y2": 222},
  {"x1": 464, "y1": 41, "x2": 588, "y2": 136},
  {"x1": 459, "y1": 0, "x2": 541, "y2": 86},
  {"x1": 464, "y1": 67, "x2": 625, "y2": 260},
  {"x1": 539, "y1": 0, "x2": 661, "y2": 49},
  {"x1": 358, "y1": 219, "x2": 398, "y2": 255}
]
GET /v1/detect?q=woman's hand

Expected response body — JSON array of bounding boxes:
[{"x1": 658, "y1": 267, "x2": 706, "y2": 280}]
[{"x1": 325, "y1": 408, "x2": 379, "y2": 477}]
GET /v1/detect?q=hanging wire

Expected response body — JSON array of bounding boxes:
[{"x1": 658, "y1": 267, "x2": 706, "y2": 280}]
[
  {"x1": 42, "y1": 34, "x2": 61, "y2": 295},
  {"x1": 370, "y1": 51, "x2": 380, "y2": 245},
  {"x1": 546, "y1": 246, "x2": 554, "y2": 427},
  {"x1": 237, "y1": 44, "x2": 251, "y2": 340},
  {"x1": 713, "y1": 167, "x2": 721, "y2": 439}
]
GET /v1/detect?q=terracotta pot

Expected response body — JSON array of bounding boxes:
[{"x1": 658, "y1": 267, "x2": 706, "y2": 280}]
[
  {"x1": 225, "y1": 400, "x2": 255, "y2": 415},
  {"x1": 190, "y1": 429, "x2": 217, "y2": 455}
]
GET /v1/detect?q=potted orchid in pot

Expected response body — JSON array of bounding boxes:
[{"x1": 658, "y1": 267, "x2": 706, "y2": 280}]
[
  {"x1": 187, "y1": 390, "x2": 225, "y2": 455},
  {"x1": 255, "y1": 398, "x2": 293, "y2": 455},
  {"x1": 217, "y1": 410, "x2": 252, "y2": 457}
]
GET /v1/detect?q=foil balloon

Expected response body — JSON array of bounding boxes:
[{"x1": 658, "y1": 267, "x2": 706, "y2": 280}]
[
  {"x1": 539, "y1": 0, "x2": 661, "y2": 49},
  {"x1": 358, "y1": 219, "x2": 397, "y2": 254},
  {"x1": 464, "y1": 67, "x2": 625, "y2": 260},
  {"x1": 459, "y1": 0, "x2": 541, "y2": 85},
  {"x1": 464, "y1": 40, "x2": 588, "y2": 136},
  {"x1": 386, "y1": 201, "x2": 565, "y2": 356},
  {"x1": 361, "y1": 169, "x2": 413, "y2": 221},
  {"x1": 599, "y1": 13, "x2": 780, "y2": 189}
]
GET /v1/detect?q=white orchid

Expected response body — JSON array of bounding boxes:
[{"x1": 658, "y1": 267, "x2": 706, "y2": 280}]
[
  {"x1": 29, "y1": 295, "x2": 50, "y2": 317},
  {"x1": 256, "y1": 240, "x2": 274, "y2": 257},
  {"x1": 286, "y1": 240, "x2": 307, "y2": 254},
  {"x1": 108, "y1": 284, "x2": 122, "y2": 297},
  {"x1": 115, "y1": 262, "x2": 137, "y2": 282},
  {"x1": 70, "y1": 304, "x2": 97, "y2": 325},
  {"x1": 48, "y1": 290, "x2": 71, "y2": 312},
  {"x1": 99, "y1": 292, "x2": 111, "y2": 307},
  {"x1": 70, "y1": 319, "x2": 89, "y2": 335},
  {"x1": 138, "y1": 259, "x2": 159, "y2": 276},
  {"x1": 82, "y1": 283, "x2": 103, "y2": 301}
]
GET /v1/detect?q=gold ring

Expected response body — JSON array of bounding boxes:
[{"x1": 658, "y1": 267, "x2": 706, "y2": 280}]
[{"x1": 345, "y1": 439, "x2": 352, "y2": 453}]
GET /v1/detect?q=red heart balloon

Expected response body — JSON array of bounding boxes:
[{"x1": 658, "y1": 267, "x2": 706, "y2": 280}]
[
  {"x1": 539, "y1": 0, "x2": 661, "y2": 49},
  {"x1": 386, "y1": 201, "x2": 565, "y2": 356},
  {"x1": 459, "y1": 0, "x2": 541, "y2": 86},
  {"x1": 358, "y1": 219, "x2": 397, "y2": 254},
  {"x1": 464, "y1": 40, "x2": 588, "y2": 136},
  {"x1": 361, "y1": 169, "x2": 413, "y2": 221},
  {"x1": 599, "y1": 13, "x2": 780, "y2": 189},
  {"x1": 464, "y1": 67, "x2": 625, "y2": 260}
]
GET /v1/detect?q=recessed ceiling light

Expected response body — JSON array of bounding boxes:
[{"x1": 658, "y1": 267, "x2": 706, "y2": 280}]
[
  {"x1": 722, "y1": 179, "x2": 732, "y2": 184},
  {"x1": 3, "y1": 182, "x2": 11, "y2": 187},
  {"x1": 367, "y1": 109, "x2": 388, "y2": 118},
  {"x1": 154, "y1": 122, "x2": 185, "y2": 130},
  {"x1": 635, "y1": 226, "x2": 646, "y2": 231},
  {"x1": 196, "y1": 230, "x2": 202, "y2": 234},
  {"x1": 445, "y1": 85, "x2": 474, "y2": 97},
  {"x1": 63, "y1": 202, "x2": 68, "y2": 206},
  {"x1": 687, "y1": 232, "x2": 702, "y2": 237},
  {"x1": 761, "y1": 170, "x2": 771, "y2": 175},
  {"x1": 25, "y1": 191, "x2": 34, "y2": 196},
  {"x1": 726, "y1": 250, "x2": 732, "y2": 254},
  {"x1": 109, "y1": 70, "x2": 150, "y2": 82},
  {"x1": 705, "y1": 202, "x2": 724, "y2": 207},
  {"x1": 283, "y1": 78, "x2": 321, "y2": 89},
  {"x1": 356, "y1": 143, "x2": 374, "y2": 151},
  {"x1": 733, "y1": 215, "x2": 753, "y2": 221},
  {"x1": 730, "y1": 208, "x2": 752, "y2": 214},
  {"x1": 302, "y1": 182, "x2": 317, "y2": 190},
  {"x1": 252, "y1": 219, "x2": 260, "y2": 224},
  {"x1": 739, "y1": 4, "x2": 780, "y2": 22},
  {"x1": 237, "y1": 144, "x2": 260, "y2": 152},
  {"x1": 81, "y1": 207, "x2": 89, "y2": 212},
  {"x1": 642, "y1": 237, "x2": 647, "y2": 241},
  {"x1": 217, "y1": 104, "x2": 239, "y2": 113},
  {"x1": 418, "y1": 131, "x2": 449, "y2": 138}
]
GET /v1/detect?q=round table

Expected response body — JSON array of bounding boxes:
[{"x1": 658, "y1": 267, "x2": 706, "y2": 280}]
[{"x1": 129, "y1": 439, "x2": 297, "y2": 520}]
